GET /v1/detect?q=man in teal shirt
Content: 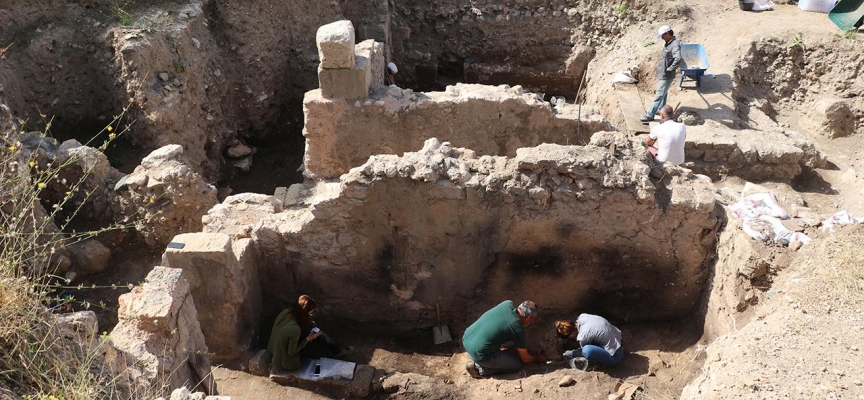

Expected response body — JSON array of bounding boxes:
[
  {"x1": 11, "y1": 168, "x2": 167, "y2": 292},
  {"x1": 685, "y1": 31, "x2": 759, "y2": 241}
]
[{"x1": 462, "y1": 300, "x2": 546, "y2": 378}]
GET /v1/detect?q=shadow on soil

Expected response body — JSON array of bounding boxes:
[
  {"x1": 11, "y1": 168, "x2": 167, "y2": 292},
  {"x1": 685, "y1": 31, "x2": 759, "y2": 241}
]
[{"x1": 791, "y1": 167, "x2": 838, "y2": 195}]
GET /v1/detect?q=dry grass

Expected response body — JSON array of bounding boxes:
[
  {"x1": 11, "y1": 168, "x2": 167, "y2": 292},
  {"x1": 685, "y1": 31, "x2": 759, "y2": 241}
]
[
  {"x1": 822, "y1": 226, "x2": 864, "y2": 306},
  {"x1": 0, "y1": 106, "x2": 143, "y2": 399}
]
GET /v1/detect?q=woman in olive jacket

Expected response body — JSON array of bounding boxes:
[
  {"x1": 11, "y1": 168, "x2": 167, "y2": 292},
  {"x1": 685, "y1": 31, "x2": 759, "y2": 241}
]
[{"x1": 268, "y1": 295, "x2": 321, "y2": 371}]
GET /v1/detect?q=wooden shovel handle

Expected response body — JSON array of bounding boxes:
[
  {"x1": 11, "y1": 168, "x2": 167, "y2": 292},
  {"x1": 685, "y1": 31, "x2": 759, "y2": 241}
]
[{"x1": 436, "y1": 303, "x2": 441, "y2": 325}]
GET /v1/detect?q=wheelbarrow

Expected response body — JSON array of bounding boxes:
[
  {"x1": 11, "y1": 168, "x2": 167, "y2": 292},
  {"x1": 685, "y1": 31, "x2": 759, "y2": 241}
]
[
  {"x1": 678, "y1": 43, "x2": 715, "y2": 89},
  {"x1": 829, "y1": 0, "x2": 864, "y2": 31}
]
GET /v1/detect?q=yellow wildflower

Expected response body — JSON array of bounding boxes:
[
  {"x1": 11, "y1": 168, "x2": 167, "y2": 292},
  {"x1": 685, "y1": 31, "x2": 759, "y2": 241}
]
[
  {"x1": 37, "y1": 182, "x2": 46, "y2": 188},
  {"x1": 28, "y1": 161, "x2": 35, "y2": 167},
  {"x1": 107, "y1": 126, "x2": 113, "y2": 132}
]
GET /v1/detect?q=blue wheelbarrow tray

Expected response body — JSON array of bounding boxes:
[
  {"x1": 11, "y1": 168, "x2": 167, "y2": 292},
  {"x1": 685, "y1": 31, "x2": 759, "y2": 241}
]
[
  {"x1": 679, "y1": 44, "x2": 713, "y2": 88},
  {"x1": 829, "y1": 0, "x2": 864, "y2": 31}
]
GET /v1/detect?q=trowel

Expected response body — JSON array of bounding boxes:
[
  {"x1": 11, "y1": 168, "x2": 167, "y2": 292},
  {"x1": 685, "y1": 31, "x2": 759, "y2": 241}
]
[{"x1": 432, "y1": 303, "x2": 452, "y2": 345}]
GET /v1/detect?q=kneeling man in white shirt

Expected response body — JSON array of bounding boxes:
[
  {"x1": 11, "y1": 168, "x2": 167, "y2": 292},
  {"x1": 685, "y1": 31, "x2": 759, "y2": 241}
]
[{"x1": 645, "y1": 105, "x2": 686, "y2": 165}]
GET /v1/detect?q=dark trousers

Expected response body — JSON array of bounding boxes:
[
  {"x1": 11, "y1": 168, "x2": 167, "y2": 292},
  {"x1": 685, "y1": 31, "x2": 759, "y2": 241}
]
[{"x1": 299, "y1": 332, "x2": 345, "y2": 359}]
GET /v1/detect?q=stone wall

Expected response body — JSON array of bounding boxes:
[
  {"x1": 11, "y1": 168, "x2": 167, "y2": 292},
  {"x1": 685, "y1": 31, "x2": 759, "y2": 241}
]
[
  {"x1": 685, "y1": 122, "x2": 826, "y2": 182},
  {"x1": 302, "y1": 83, "x2": 612, "y2": 179},
  {"x1": 205, "y1": 133, "x2": 720, "y2": 326}
]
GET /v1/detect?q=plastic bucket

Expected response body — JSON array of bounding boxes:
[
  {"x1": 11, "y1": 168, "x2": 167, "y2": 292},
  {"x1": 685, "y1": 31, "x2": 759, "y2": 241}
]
[
  {"x1": 739, "y1": 0, "x2": 755, "y2": 11},
  {"x1": 799, "y1": 0, "x2": 837, "y2": 13}
]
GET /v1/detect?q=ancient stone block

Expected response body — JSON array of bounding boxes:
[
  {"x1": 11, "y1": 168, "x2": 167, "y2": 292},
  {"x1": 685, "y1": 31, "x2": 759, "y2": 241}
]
[
  {"x1": 318, "y1": 55, "x2": 372, "y2": 100},
  {"x1": 111, "y1": 266, "x2": 217, "y2": 396},
  {"x1": 356, "y1": 39, "x2": 385, "y2": 87},
  {"x1": 316, "y1": 20, "x2": 356, "y2": 69},
  {"x1": 163, "y1": 233, "x2": 261, "y2": 361}
]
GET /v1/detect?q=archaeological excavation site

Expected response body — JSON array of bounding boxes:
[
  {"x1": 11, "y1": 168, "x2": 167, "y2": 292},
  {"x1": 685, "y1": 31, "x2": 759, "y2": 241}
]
[{"x1": 1, "y1": 0, "x2": 864, "y2": 399}]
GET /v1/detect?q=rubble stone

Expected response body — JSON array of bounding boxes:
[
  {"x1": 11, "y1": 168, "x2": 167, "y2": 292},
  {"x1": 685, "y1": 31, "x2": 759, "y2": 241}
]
[
  {"x1": 802, "y1": 98, "x2": 855, "y2": 139},
  {"x1": 113, "y1": 145, "x2": 218, "y2": 247},
  {"x1": 248, "y1": 349, "x2": 271, "y2": 376},
  {"x1": 316, "y1": 20, "x2": 356, "y2": 69},
  {"x1": 55, "y1": 311, "x2": 98, "y2": 349},
  {"x1": 65, "y1": 239, "x2": 112, "y2": 277},
  {"x1": 348, "y1": 365, "x2": 376, "y2": 397},
  {"x1": 170, "y1": 387, "x2": 191, "y2": 400}
]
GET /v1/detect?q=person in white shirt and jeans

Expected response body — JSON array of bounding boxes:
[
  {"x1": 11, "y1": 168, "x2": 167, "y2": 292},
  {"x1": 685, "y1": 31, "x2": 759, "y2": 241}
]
[{"x1": 645, "y1": 105, "x2": 686, "y2": 165}]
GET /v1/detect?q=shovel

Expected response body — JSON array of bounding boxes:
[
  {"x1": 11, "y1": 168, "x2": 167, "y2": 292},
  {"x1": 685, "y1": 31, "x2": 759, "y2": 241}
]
[{"x1": 432, "y1": 303, "x2": 452, "y2": 345}]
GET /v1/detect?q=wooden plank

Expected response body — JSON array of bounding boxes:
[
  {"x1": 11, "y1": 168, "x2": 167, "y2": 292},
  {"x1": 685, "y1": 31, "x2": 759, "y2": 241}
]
[{"x1": 614, "y1": 83, "x2": 655, "y2": 134}]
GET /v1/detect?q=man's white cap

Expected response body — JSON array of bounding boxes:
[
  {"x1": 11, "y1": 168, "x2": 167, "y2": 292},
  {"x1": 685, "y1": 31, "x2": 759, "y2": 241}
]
[
  {"x1": 386, "y1": 62, "x2": 398, "y2": 74},
  {"x1": 657, "y1": 25, "x2": 672, "y2": 39}
]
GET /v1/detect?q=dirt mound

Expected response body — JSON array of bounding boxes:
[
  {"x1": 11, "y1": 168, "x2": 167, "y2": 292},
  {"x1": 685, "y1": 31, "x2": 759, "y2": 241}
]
[{"x1": 683, "y1": 225, "x2": 864, "y2": 399}]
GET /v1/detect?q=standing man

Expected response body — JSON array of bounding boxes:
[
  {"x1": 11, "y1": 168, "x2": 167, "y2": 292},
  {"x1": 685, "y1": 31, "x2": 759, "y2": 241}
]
[
  {"x1": 645, "y1": 105, "x2": 686, "y2": 165},
  {"x1": 555, "y1": 313, "x2": 623, "y2": 370},
  {"x1": 640, "y1": 25, "x2": 681, "y2": 123},
  {"x1": 463, "y1": 300, "x2": 547, "y2": 378}
]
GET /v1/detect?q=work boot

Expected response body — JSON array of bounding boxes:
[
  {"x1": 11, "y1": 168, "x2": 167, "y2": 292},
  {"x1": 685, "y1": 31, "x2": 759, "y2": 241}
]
[
  {"x1": 639, "y1": 115, "x2": 654, "y2": 123},
  {"x1": 465, "y1": 361, "x2": 482, "y2": 379}
]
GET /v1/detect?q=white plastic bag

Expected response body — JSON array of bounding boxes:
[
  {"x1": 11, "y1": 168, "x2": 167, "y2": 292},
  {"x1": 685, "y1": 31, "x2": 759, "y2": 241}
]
[
  {"x1": 742, "y1": 216, "x2": 811, "y2": 246},
  {"x1": 612, "y1": 71, "x2": 638, "y2": 84},
  {"x1": 752, "y1": 0, "x2": 775, "y2": 11},
  {"x1": 728, "y1": 193, "x2": 789, "y2": 220},
  {"x1": 319, "y1": 357, "x2": 356, "y2": 380},
  {"x1": 821, "y1": 210, "x2": 864, "y2": 232}
]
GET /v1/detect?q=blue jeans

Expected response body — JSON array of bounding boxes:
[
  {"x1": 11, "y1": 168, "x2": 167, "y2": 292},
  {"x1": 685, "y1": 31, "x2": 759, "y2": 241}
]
[
  {"x1": 473, "y1": 350, "x2": 523, "y2": 377},
  {"x1": 581, "y1": 345, "x2": 624, "y2": 365},
  {"x1": 645, "y1": 78, "x2": 672, "y2": 118}
]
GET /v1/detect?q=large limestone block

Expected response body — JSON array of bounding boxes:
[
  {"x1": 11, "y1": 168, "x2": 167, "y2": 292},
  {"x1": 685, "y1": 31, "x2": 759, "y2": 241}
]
[
  {"x1": 163, "y1": 232, "x2": 260, "y2": 361},
  {"x1": 318, "y1": 54, "x2": 372, "y2": 100},
  {"x1": 112, "y1": 266, "x2": 217, "y2": 396},
  {"x1": 356, "y1": 39, "x2": 385, "y2": 87},
  {"x1": 316, "y1": 20, "x2": 356, "y2": 69},
  {"x1": 118, "y1": 267, "x2": 191, "y2": 334}
]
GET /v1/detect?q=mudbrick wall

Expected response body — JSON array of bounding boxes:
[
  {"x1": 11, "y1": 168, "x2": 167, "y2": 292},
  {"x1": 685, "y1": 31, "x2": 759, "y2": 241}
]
[
  {"x1": 202, "y1": 132, "x2": 721, "y2": 327},
  {"x1": 302, "y1": 83, "x2": 612, "y2": 179}
]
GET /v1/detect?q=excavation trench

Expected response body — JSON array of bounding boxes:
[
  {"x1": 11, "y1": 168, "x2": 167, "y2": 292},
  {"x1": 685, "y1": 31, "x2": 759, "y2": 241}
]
[{"x1": 0, "y1": 0, "x2": 763, "y2": 398}]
